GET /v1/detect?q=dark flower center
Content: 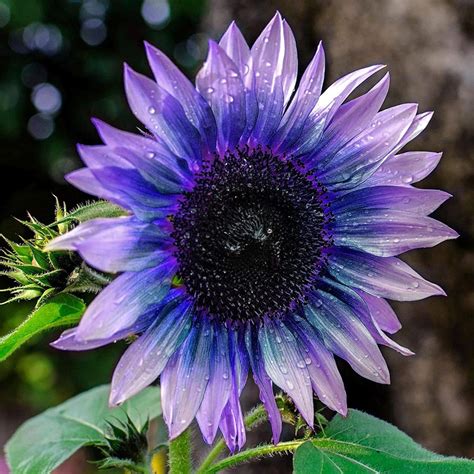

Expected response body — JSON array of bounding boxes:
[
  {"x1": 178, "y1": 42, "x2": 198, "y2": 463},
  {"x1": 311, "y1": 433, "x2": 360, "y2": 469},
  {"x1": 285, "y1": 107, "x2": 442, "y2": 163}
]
[{"x1": 171, "y1": 147, "x2": 331, "y2": 323}]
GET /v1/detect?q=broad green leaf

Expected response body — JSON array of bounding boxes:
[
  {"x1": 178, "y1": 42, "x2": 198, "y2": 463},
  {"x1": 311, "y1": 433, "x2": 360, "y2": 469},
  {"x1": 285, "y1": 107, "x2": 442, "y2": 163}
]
[
  {"x1": 5, "y1": 384, "x2": 161, "y2": 474},
  {"x1": 0, "y1": 293, "x2": 85, "y2": 361},
  {"x1": 294, "y1": 409, "x2": 474, "y2": 473}
]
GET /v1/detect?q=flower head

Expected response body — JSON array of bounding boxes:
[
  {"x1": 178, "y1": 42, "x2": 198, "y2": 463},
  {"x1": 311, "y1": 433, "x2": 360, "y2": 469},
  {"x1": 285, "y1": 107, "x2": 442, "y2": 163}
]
[{"x1": 47, "y1": 13, "x2": 457, "y2": 451}]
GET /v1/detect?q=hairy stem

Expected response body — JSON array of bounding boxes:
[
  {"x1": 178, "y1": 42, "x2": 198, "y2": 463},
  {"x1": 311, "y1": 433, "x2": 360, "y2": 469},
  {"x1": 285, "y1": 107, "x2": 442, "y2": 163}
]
[
  {"x1": 168, "y1": 430, "x2": 192, "y2": 474},
  {"x1": 201, "y1": 440, "x2": 305, "y2": 473},
  {"x1": 196, "y1": 404, "x2": 268, "y2": 474}
]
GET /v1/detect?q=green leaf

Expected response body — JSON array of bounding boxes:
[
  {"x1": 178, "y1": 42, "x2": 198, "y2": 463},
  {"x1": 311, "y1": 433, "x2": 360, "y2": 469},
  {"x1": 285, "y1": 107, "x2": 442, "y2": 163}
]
[
  {"x1": 0, "y1": 293, "x2": 85, "y2": 361},
  {"x1": 294, "y1": 410, "x2": 474, "y2": 473},
  {"x1": 5, "y1": 385, "x2": 161, "y2": 474}
]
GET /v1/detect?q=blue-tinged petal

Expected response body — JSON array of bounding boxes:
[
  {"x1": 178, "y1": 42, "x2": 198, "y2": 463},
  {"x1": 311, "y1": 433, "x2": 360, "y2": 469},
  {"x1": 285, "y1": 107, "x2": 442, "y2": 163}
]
[
  {"x1": 312, "y1": 73, "x2": 390, "y2": 161},
  {"x1": 304, "y1": 289, "x2": 390, "y2": 384},
  {"x1": 317, "y1": 278, "x2": 413, "y2": 356},
  {"x1": 362, "y1": 151, "x2": 443, "y2": 187},
  {"x1": 355, "y1": 290, "x2": 401, "y2": 334},
  {"x1": 333, "y1": 210, "x2": 458, "y2": 256},
  {"x1": 245, "y1": 324, "x2": 282, "y2": 443},
  {"x1": 77, "y1": 144, "x2": 133, "y2": 169},
  {"x1": 273, "y1": 42, "x2": 325, "y2": 152},
  {"x1": 115, "y1": 146, "x2": 193, "y2": 193},
  {"x1": 196, "y1": 41, "x2": 246, "y2": 153},
  {"x1": 51, "y1": 308, "x2": 154, "y2": 351},
  {"x1": 92, "y1": 118, "x2": 194, "y2": 179},
  {"x1": 78, "y1": 144, "x2": 186, "y2": 192},
  {"x1": 295, "y1": 65, "x2": 385, "y2": 156},
  {"x1": 287, "y1": 317, "x2": 347, "y2": 415},
  {"x1": 326, "y1": 247, "x2": 445, "y2": 301},
  {"x1": 161, "y1": 319, "x2": 212, "y2": 439},
  {"x1": 219, "y1": 21, "x2": 257, "y2": 144},
  {"x1": 219, "y1": 332, "x2": 248, "y2": 452},
  {"x1": 124, "y1": 64, "x2": 202, "y2": 163},
  {"x1": 109, "y1": 294, "x2": 193, "y2": 406},
  {"x1": 396, "y1": 111, "x2": 433, "y2": 150},
  {"x1": 66, "y1": 168, "x2": 128, "y2": 207},
  {"x1": 331, "y1": 186, "x2": 451, "y2": 216},
  {"x1": 90, "y1": 166, "x2": 178, "y2": 221},
  {"x1": 281, "y1": 19, "x2": 298, "y2": 104},
  {"x1": 219, "y1": 21, "x2": 252, "y2": 86},
  {"x1": 46, "y1": 217, "x2": 171, "y2": 273},
  {"x1": 259, "y1": 318, "x2": 314, "y2": 426},
  {"x1": 249, "y1": 12, "x2": 297, "y2": 144},
  {"x1": 75, "y1": 260, "x2": 176, "y2": 341},
  {"x1": 145, "y1": 42, "x2": 217, "y2": 152},
  {"x1": 196, "y1": 324, "x2": 232, "y2": 445},
  {"x1": 318, "y1": 104, "x2": 418, "y2": 190}
]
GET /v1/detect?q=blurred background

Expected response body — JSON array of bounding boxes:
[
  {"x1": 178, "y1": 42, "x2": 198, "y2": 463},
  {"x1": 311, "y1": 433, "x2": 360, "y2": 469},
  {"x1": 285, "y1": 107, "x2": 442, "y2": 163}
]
[{"x1": 0, "y1": 0, "x2": 472, "y2": 472}]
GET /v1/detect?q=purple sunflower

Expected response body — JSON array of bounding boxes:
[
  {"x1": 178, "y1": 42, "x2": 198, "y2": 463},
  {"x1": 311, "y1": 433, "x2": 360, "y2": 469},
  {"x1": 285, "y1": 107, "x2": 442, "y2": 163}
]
[{"x1": 47, "y1": 13, "x2": 457, "y2": 451}]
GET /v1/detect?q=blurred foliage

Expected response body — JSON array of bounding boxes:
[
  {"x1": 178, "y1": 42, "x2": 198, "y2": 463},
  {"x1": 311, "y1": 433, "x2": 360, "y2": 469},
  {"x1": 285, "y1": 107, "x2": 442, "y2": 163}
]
[{"x1": 0, "y1": 0, "x2": 206, "y2": 413}]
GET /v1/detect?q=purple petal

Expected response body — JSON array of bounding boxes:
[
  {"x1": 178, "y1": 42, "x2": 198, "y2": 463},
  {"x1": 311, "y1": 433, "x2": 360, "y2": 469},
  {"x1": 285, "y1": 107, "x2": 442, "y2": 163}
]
[
  {"x1": 219, "y1": 22, "x2": 257, "y2": 143},
  {"x1": 196, "y1": 41, "x2": 246, "y2": 153},
  {"x1": 145, "y1": 42, "x2": 217, "y2": 152},
  {"x1": 356, "y1": 290, "x2": 401, "y2": 334},
  {"x1": 245, "y1": 325, "x2": 282, "y2": 443},
  {"x1": 396, "y1": 111, "x2": 433, "y2": 150},
  {"x1": 313, "y1": 73, "x2": 390, "y2": 160},
  {"x1": 219, "y1": 397, "x2": 245, "y2": 453},
  {"x1": 219, "y1": 333, "x2": 248, "y2": 452},
  {"x1": 305, "y1": 290, "x2": 390, "y2": 384},
  {"x1": 77, "y1": 144, "x2": 132, "y2": 169},
  {"x1": 92, "y1": 119, "x2": 194, "y2": 180},
  {"x1": 251, "y1": 13, "x2": 297, "y2": 105},
  {"x1": 331, "y1": 186, "x2": 451, "y2": 216},
  {"x1": 124, "y1": 64, "x2": 202, "y2": 163},
  {"x1": 273, "y1": 42, "x2": 325, "y2": 152},
  {"x1": 318, "y1": 278, "x2": 413, "y2": 356},
  {"x1": 51, "y1": 308, "x2": 155, "y2": 351},
  {"x1": 287, "y1": 318, "x2": 347, "y2": 415},
  {"x1": 326, "y1": 247, "x2": 445, "y2": 301},
  {"x1": 89, "y1": 166, "x2": 177, "y2": 221},
  {"x1": 46, "y1": 217, "x2": 171, "y2": 273},
  {"x1": 219, "y1": 22, "x2": 251, "y2": 85},
  {"x1": 78, "y1": 145, "x2": 184, "y2": 220},
  {"x1": 333, "y1": 210, "x2": 458, "y2": 257},
  {"x1": 109, "y1": 294, "x2": 193, "y2": 406},
  {"x1": 75, "y1": 261, "x2": 176, "y2": 341},
  {"x1": 249, "y1": 13, "x2": 297, "y2": 144},
  {"x1": 363, "y1": 151, "x2": 443, "y2": 187},
  {"x1": 295, "y1": 64, "x2": 385, "y2": 156},
  {"x1": 318, "y1": 104, "x2": 418, "y2": 190},
  {"x1": 196, "y1": 324, "x2": 232, "y2": 445},
  {"x1": 66, "y1": 168, "x2": 128, "y2": 207},
  {"x1": 161, "y1": 320, "x2": 212, "y2": 439},
  {"x1": 259, "y1": 319, "x2": 314, "y2": 426}
]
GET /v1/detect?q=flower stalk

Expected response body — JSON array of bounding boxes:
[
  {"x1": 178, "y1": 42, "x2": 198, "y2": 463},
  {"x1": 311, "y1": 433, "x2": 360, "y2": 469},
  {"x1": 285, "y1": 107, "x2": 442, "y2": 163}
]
[{"x1": 168, "y1": 430, "x2": 192, "y2": 474}]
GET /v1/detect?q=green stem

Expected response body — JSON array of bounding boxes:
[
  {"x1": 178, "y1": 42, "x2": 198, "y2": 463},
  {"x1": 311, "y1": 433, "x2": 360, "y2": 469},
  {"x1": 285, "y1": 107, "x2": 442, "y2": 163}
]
[
  {"x1": 196, "y1": 404, "x2": 268, "y2": 474},
  {"x1": 201, "y1": 440, "x2": 305, "y2": 473},
  {"x1": 168, "y1": 430, "x2": 192, "y2": 474}
]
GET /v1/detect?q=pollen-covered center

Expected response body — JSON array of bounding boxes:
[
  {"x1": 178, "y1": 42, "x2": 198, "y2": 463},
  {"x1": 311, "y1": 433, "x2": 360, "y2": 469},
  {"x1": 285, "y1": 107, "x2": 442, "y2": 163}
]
[{"x1": 171, "y1": 147, "x2": 331, "y2": 323}]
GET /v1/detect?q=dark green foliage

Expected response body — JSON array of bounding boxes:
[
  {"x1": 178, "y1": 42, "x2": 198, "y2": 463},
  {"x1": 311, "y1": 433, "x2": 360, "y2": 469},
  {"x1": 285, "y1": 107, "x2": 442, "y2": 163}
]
[{"x1": 293, "y1": 410, "x2": 474, "y2": 473}]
